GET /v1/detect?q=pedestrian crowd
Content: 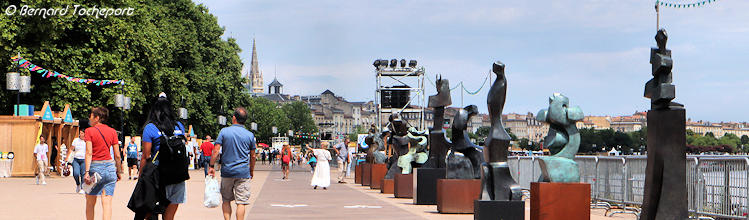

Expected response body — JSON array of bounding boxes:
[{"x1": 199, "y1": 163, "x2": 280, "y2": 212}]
[{"x1": 30, "y1": 92, "x2": 358, "y2": 220}]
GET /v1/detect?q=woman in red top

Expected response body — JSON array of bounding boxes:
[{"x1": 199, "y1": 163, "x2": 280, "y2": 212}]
[
  {"x1": 83, "y1": 107, "x2": 123, "y2": 220},
  {"x1": 281, "y1": 145, "x2": 292, "y2": 179}
]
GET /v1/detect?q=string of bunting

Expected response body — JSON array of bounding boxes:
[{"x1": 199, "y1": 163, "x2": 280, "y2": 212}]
[
  {"x1": 10, "y1": 55, "x2": 125, "y2": 86},
  {"x1": 425, "y1": 70, "x2": 491, "y2": 95},
  {"x1": 657, "y1": 0, "x2": 718, "y2": 8}
]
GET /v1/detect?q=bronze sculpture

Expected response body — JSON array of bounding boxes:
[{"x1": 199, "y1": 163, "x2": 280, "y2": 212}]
[
  {"x1": 479, "y1": 61, "x2": 522, "y2": 201},
  {"x1": 384, "y1": 114, "x2": 411, "y2": 179},
  {"x1": 639, "y1": 29, "x2": 688, "y2": 220},
  {"x1": 536, "y1": 93, "x2": 583, "y2": 183},
  {"x1": 423, "y1": 76, "x2": 452, "y2": 169},
  {"x1": 364, "y1": 124, "x2": 388, "y2": 164},
  {"x1": 445, "y1": 105, "x2": 484, "y2": 179},
  {"x1": 397, "y1": 127, "x2": 429, "y2": 174}
]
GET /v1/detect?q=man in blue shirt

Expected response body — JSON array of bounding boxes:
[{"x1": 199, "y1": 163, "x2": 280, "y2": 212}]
[
  {"x1": 126, "y1": 139, "x2": 139, "y2": 180},
  {"x1": 209, "y1": 107, "x2": 256, "y2": 220}
]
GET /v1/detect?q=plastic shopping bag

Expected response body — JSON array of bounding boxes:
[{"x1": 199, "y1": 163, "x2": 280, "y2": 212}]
[{"x1": 204, "y1": 176, "x2": 221, "y2": 208}]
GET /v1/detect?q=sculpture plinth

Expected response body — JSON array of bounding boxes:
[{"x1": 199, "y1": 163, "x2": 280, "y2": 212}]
[
  {"x1": 530, "y1": 182, "x2": 590, "y2": 220},
  {"x1": 370, "y1": 163, "x2": 387, "y2": 189},
  {"x1": 640, "y1": 109, "x2": 687, "y2": 219},
  {"x1": 362, "y1": 163, "x2": 372, "y2": 186},
  {"x1": 380, "y1": 179, "x2": 394, "y2": 194},
  {"x1": 413, "y1": 168, "x2": 445, "y2": 205},
  {"x1": 355, "y1": 164, "x2": 363, "y2": 184},
  {"x1": 436, "y1": 179, "x2": 481, "y2": 214},
  {"x1": 394, "y1": 173, "x2": 413, "y2": 198},
  {"x1": 474, "y1": 200, "x2": 525, "y2": 220}
]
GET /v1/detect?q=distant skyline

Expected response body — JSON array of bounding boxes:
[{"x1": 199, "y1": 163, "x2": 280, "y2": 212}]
[{"x1": 193, "y1": 0, "x2": 749, "y2": 123}]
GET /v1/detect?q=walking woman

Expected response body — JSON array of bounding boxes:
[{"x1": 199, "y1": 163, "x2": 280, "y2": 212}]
[
  {"x1": 68, "y1": 130, "x2": 87, "y2": 193},
  {"x1": 281, "y1": 145, "x2": 292, "y2": 179},
  {"x1": 83, "y1": 107, "x2": 123, "y2": 220},
  {"x1": 138, "y1": 93, "x2": 188, "y2": 220},
  {"x1": 306, "y1": 142, "x2": 331, "y2": 190}
]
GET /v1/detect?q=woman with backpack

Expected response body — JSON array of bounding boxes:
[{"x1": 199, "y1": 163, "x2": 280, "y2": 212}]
[
  {"x1": 137, "y1": 93, "x2": 189, "y2": 220},
  {"x1": 83, "y1": 107, "x2": 123, "y2": 220},
  {"x1": 281, "y1": 145, "x2": 292, "y2": 179}
]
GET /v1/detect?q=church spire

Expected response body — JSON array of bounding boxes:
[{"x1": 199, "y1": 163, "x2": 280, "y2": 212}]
[{"x1": 250, "y1": 38, "x2": 264, "y2": 93}]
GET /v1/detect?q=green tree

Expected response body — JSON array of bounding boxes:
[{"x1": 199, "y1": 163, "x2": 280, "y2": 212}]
[
  {"x1": 475, "y1": 126, "x2": 490, "y2": 139},
  {"x1": 505, "y1": 128, "x2": 518, "y2": 141},
  {"x1": 281, "y1": 101, "x2": 318, "y2": 145},
  {"x1": 579, "y1": 128, "x2": 600, "y2": 153},
  {"x1": 518, "y1": 138, "x2": 530, "y2": 150},
  {"x1": 692, "y1": 135, "x2": 718, "y2": 147},
  {"x1": 347, "y1": 125, "x2": 365, "y2": 144},
  {"x1": 1, "y1": 0, "x2": 248, "y2": 138},
  {"x1": 740, "y1": 135, "x2": 749, "y2": 145},
  {"x1": 718, "y1": 133, "x2": 741, "y2": 148}
]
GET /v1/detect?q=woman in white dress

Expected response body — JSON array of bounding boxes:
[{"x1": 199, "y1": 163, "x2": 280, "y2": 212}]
[{"x1": 307, "y1": 142, "x2": 331, "y2": 190}]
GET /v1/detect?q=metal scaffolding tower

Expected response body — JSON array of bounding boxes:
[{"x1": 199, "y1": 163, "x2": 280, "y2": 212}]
[{"x1": 374, "y1": 59, "x2": 426, "y2": 131}]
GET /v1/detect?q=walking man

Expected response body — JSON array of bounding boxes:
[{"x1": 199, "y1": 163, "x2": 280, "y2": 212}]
[
  {"x1": 34, "y1": 136, "x2": 49, "y2": 185},
  {"x1": 333, "y1": 138, "x2": 350, "y2": 184},
  {"x1": 201, "y1": 135, "x2": 214, "y2": 176},
  {"x1": 126, "y1": 139, "x2": 139, "y2": 180},
  {"x1": 208, "y1": 107, "x2": 256, "y2": 220}
]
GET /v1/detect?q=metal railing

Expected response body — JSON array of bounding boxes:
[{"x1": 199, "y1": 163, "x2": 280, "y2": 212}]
[{"x1": 507, "y1": 155, "x2": 749, "y2": 219}]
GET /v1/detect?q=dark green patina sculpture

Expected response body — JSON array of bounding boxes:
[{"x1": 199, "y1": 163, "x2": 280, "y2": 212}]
[
  {"x1": 397, "y1": 127, "x2": 429, "y2": 174},
  {"x1": 536, "y1": 93, "x2": 583, "y2": 183}
]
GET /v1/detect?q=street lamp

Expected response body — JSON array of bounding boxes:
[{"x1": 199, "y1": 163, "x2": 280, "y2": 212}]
[
  {"x1": 218, "y1": 115, "x2": 227, "y2": 125},
  {"x1": 272, "y1": 126, "x2": 278, "y2": 136},
  {"x1": 288, "y1": 130, "x2": 293, "y2": 137},
  {"x1": 179, "y1": 108, "x2": 188, "y2": 120},
  {"x1": 115, "y1": 91, "x2": 130, "y2": 147},
  {"x1": 7, "y1": 72, "x2": 31, "y2": 115},
  {"x1": 250, "y1": 122, "x2": 257, "y2": 131}
]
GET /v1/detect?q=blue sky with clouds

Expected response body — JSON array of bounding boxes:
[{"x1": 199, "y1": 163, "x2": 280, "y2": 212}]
[{"x1": 193, "y1": 0, "x2": 749, "y2": 122}]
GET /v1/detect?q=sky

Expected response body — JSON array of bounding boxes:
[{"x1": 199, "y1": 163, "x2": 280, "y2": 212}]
[{"x1": 193, "y1": 0, "x2": 749, "y2": 123}]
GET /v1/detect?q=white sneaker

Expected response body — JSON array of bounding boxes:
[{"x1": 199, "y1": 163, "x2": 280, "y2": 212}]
[
  {"x1": 42, "y1": 182, "x2": 47, "y2": 185},
  {"x1": 75, "y1": 185, "x2": 80, "y2": 193}
]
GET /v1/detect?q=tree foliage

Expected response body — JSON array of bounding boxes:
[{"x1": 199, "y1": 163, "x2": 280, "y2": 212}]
[{"x1": 1, "y1": 0, "x2": 249, "y2": 138}]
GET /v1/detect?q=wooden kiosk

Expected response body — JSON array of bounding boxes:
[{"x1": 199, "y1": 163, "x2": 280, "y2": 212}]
[{"x1": 0, "y1": 102, "x2": 80, "y2": 177}]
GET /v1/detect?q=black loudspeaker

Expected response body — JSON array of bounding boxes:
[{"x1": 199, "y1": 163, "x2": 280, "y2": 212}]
[{"x1": 381, "y1": 85, "x2": 410, "y2": 108}]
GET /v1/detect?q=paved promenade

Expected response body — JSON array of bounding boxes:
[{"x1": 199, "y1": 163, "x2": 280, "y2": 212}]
[{"x1": 0, "y1": 163, "x2": 636, "y2": 219}]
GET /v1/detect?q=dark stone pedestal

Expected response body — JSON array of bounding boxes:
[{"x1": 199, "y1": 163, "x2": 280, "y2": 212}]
[
  {"x1": 362, "y1": 163, "x2": 371, "y2": 186},
  {"x1": 381, "y1": 179, "x2": 394, "y2": 194},
  {"x1": 530, "y1": 182, "x2": 590, "y2": 220},
  {"x1": 413, "y1": 168, "x2": 446, "y2": 205},
  {"x1": 355, "y1": 164, "x2": 362, "y2": 184},
  {"x1": 436, "y1": 179, "x2": 481, "y2": 214},
  {"x1": 641, "y1": 109, "x2": 688, "y2": 220},
  {"x1": 370, "y1": 163, "x2": 387, "y2": 189},
  {"x1": 474, "y1": 200, "x2": 525, "y2": 220},
  {"x1": 394, "y1": 173, "x2": 413, "y2": 198}
]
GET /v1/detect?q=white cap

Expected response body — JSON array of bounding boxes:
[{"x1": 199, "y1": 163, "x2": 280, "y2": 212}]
[{"x1": 158, "y1": 92, "x2": 167, "y2": 98}]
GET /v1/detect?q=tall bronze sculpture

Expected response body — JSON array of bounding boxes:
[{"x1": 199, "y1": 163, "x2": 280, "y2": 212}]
[
  {"x1": 639, "y1": 29, "x2": 687, "y2": 220},
  {"x1": 536, "y1": 93, "x2": 583, "y2": 183},
  {"x1": 474, "y1": 61, "x2": 523, "y2": 220},
  {"x1": 445, "y1": 105, "x2": 484, "y2": 179},
  {"x1": 423, "y1": 76, "x2": 452, "y2": 168},
  {"x1": 414, "y1": 76, "x2": 451, "y2": 205}
]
